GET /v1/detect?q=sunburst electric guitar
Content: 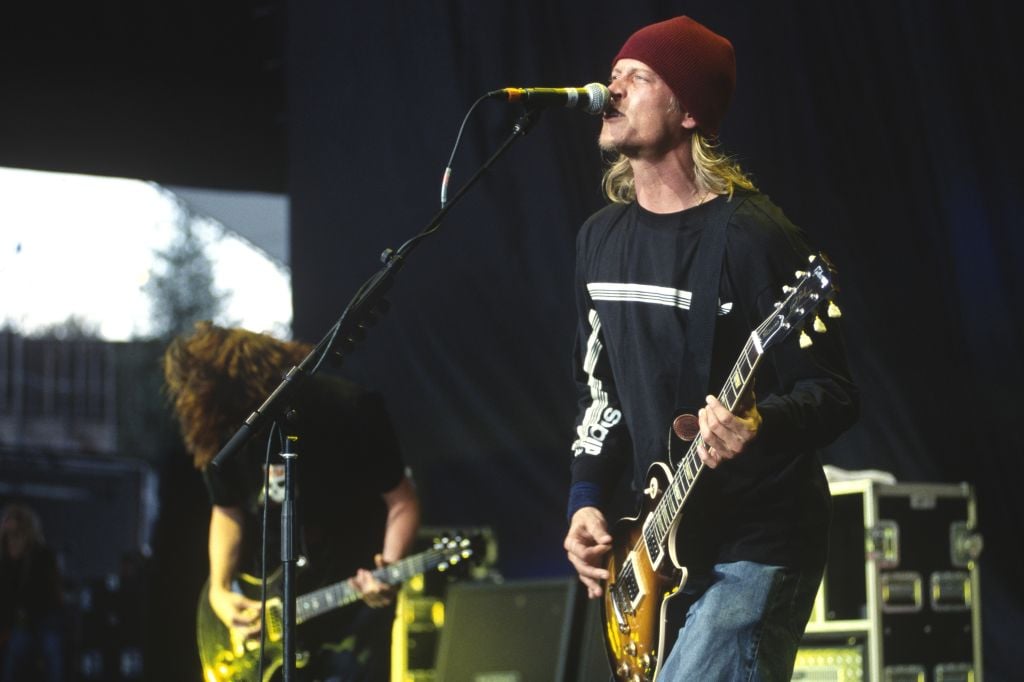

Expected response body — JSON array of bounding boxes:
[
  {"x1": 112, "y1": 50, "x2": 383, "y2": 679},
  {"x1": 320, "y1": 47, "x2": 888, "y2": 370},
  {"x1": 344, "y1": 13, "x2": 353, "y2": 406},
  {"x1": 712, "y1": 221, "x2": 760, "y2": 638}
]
[
  {"x1": 197, "y1": 534, "x2": 481, "y2": 682},
  {"x1": 602, "y1": 254, "x2": 840, "y2": 681}
]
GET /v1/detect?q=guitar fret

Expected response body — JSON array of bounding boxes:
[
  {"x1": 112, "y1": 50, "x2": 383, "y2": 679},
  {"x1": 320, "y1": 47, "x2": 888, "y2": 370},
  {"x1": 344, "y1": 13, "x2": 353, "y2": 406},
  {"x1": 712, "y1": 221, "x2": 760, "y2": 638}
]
[
  {"x1": 666, "y1": 480, "x2": 681, "y2": 515},
  {"x1": 685, "y1": 454, "x2": 699, "y2": 484},
  {"x1": 676, "y1": 471, "x2": 689, "y2": 498},
  {"x1": 745, "y1": 342, "x2": 759, "y2": 365},
  {"x1": 649, "y1": 491, "x2": 670, "y2": 546},
  {"x1": 659, "y1": 504, "x2": 671, "y2": 533},
  {"x1": 332, "y1": 584, "x2": 351, "y2": 608},
  {"x1": 723, "y1": 384, "x2": 737, "y2": 409}
]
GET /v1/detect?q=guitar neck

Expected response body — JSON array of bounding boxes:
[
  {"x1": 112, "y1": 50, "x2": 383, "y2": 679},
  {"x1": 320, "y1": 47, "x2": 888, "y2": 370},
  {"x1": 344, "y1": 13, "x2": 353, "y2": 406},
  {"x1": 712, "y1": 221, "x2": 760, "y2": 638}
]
[
  {"x1": 650, "y1": 332, "x2": 764, "y2": 546},
  {"x1": 294, "y1": 547, "x2": 451, "y2": 624}
]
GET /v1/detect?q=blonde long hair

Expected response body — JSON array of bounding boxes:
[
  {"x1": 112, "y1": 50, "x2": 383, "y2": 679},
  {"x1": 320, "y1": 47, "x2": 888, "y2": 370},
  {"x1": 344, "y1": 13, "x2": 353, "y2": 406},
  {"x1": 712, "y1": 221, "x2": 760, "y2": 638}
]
[{"x1": 602, "y1": 131, "x2": 756, "y2": 204}]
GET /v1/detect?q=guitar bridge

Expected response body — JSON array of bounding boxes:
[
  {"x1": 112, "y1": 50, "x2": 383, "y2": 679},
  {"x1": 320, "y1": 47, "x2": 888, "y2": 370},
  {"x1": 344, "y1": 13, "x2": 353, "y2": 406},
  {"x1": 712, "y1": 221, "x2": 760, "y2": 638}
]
[{"x1": 610, "y1": 585, "x2": 630, "y2": 634}]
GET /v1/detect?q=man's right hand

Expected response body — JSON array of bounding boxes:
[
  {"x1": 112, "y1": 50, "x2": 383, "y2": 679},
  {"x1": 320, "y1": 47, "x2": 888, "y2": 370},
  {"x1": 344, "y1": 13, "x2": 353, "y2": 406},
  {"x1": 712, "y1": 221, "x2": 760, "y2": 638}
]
[
  {"x1": 564, "y1": 506, "x2": 613, "y2": 599},
  {"x1": 208, "y1": 584, "x2": 263, "y2": 654}
]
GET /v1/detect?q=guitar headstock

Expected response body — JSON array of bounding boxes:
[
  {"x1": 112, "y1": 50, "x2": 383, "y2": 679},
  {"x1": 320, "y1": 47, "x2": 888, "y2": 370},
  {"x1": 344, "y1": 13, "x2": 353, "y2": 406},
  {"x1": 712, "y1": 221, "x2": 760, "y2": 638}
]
[
  {"x1": 431, "y1": 532, "x2": 489, "y2": 573},
  {"x1": 757, "y1": 253, "x2": 840, "y2": 352}
]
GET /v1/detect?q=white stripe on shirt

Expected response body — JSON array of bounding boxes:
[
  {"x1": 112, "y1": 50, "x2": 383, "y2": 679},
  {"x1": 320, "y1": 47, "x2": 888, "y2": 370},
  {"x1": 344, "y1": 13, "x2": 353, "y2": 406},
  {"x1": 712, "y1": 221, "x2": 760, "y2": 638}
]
[{"x1": 587, "y1": 282, "x2": 732, "y2": 315}]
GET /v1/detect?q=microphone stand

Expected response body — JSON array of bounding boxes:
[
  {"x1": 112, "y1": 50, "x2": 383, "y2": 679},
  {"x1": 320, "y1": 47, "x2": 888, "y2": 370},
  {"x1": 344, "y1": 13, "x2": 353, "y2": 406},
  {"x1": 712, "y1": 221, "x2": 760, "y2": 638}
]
[
  {"x1": 279, "y1": 432, "x2": 298, "y2": 682},
  {"x1": 209, "y1": 105, "x2": 543, "y2": 681}
]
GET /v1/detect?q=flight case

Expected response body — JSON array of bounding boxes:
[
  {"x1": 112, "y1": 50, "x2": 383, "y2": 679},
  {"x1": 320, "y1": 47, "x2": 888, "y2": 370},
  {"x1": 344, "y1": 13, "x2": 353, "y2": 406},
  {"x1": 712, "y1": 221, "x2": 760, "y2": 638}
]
[{"x1": 794, "y1": 479, "x2": 983, "y2": 682}]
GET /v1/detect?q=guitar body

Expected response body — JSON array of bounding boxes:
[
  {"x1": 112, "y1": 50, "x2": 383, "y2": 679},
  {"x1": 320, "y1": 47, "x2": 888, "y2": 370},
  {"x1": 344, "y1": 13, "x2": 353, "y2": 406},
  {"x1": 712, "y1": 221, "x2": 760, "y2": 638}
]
[
  {"x1": 197, "y1": 571, "x2": 315, "y2": 682},
  {"x1": 603, "y1": 462, "x2": 690, "y2": 682}
]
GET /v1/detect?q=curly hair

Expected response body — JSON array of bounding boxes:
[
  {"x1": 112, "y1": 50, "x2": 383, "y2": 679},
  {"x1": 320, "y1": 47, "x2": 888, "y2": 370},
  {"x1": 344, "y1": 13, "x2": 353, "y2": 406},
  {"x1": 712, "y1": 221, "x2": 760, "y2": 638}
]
[{"x1": 163, "y1": 321, "x2": 313, "y2": 469}]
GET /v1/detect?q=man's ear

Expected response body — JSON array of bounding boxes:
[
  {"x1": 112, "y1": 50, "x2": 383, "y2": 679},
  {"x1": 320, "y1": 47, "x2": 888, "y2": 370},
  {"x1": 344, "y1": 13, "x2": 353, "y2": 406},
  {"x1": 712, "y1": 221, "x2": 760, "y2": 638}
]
[{"x1": 680, "y1": 112, "x2": 699, "y2": 131}]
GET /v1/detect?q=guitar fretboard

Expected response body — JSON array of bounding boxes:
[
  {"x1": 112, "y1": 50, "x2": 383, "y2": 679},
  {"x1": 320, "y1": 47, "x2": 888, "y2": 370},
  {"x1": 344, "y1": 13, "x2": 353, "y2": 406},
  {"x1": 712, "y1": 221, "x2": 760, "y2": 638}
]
[
  {"x1": 641, "y1": 254, "x2": 833, "y2": 554},
  {"x1": 294, "y1": 546, "x2": 456, "y2": 624},
  {"x1": 644, "y1": 332, "x2": 765, "y2": 555}
]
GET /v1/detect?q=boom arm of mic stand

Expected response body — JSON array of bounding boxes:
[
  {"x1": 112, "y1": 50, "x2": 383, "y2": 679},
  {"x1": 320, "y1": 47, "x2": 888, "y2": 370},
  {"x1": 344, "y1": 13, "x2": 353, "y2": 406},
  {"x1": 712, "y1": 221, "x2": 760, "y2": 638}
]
[
  {"x1": 208, "y1": 106, "x2": 541, "y2": 471},
  {"x1": 206, "y1": 104, "x2": 540, "y2": 682},
  {"x1": 330, "y1": 107, "x2": 541, "y2": 361}
]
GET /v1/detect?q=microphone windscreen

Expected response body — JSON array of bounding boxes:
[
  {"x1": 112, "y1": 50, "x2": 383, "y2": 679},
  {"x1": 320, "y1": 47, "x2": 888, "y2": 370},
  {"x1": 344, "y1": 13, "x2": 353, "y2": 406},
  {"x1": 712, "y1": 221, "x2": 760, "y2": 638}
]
[{"x1": 582, "y1": 83, "x2": 610, "y2": 114}]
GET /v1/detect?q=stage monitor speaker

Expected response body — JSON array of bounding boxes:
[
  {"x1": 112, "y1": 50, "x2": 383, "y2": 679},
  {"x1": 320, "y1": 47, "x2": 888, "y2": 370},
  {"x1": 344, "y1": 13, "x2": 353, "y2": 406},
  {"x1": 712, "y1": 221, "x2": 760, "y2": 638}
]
[
  {"x1": 572, "y1": 591, "x2": 612, "y2": 682},
  {"x1": 433, "y1": 578, "x2": 577, "y2": 682}
]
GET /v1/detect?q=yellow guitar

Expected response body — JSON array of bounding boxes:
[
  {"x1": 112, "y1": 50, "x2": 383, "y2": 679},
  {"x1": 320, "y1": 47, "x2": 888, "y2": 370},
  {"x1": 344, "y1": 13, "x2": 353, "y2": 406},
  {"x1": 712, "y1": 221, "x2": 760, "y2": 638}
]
[{"x1": 197, "y1": 535, "x2": 479, "y2": 682}]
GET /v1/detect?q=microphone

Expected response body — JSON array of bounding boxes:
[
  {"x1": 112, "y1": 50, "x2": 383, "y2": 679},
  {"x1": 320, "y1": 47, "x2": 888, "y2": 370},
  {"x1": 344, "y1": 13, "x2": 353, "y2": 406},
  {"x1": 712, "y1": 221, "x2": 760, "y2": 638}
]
[{"x1": 488, "y1": 83, "x2": 610, "y2": 115}]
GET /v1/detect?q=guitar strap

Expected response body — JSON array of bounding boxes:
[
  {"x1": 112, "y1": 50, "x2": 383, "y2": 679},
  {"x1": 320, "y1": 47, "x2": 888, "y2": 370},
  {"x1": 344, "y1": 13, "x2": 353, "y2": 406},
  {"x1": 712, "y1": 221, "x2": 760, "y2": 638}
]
[{"x1": 671, "y1": 192, "x2": 749, "y2": 446}]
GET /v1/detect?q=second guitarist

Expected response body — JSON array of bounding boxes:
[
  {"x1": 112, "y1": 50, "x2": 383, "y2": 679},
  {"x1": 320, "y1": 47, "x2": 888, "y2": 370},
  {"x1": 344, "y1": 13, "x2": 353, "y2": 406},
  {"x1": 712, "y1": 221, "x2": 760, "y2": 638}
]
[
  {"x1": 563, "y1": 15, "x2": 859, "y2": 681},
  {"x1": 164, "y1": 322, "x2": 420, "y2": 682}
]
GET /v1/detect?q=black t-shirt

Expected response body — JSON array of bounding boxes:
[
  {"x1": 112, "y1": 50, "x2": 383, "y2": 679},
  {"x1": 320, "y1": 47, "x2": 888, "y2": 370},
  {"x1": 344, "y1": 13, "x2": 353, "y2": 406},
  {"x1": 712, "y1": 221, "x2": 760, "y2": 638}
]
[{"x1": 204, "y1": 373, "x2": 405, "y2": 585}]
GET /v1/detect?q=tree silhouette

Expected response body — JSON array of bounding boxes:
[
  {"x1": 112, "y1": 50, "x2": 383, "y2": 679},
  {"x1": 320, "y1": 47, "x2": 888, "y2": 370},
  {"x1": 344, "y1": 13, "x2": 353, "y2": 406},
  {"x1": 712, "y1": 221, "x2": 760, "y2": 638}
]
[
  {"x1": 29, "y1": 314, "x2": 102, "y2": 340},
  {"x1": 143, "y1": 197, "x2": 226, "y2": 341}
]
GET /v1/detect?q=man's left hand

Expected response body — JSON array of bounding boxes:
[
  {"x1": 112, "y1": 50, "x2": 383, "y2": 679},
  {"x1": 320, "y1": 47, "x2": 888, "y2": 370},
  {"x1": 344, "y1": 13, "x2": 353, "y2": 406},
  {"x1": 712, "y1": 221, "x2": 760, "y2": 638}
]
[
  {"x1": 697, "y1": 393, "x2": 761, "y2": 468},
  {"x1": 351, "y1": 553, "x2": 398, "y2": 608}
]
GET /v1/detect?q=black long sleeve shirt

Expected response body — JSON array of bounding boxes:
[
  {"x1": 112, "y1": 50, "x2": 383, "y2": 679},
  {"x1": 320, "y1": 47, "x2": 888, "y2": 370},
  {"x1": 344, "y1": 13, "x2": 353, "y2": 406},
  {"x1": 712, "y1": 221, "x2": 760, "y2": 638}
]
[{"x1": 569, "y1": 191, "x2": 859, "y2": 568}]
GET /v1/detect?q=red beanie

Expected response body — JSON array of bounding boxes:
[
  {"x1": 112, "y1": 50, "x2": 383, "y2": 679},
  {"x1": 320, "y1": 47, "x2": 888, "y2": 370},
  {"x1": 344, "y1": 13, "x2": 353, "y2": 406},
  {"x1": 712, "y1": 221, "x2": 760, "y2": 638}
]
[{"x1": 614, "y1": 16, "x2": 736, "y2": 135}]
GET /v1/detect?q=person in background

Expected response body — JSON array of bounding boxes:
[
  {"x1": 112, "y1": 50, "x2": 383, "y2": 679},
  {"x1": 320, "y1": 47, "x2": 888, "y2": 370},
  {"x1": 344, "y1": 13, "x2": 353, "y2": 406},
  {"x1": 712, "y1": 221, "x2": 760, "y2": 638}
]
[
  {"x1": 0, "y1": 502, "x2": 65, "y2": 682},
  {"x1": 164, "y1": 321, "x2": 420, "y2": 681}
]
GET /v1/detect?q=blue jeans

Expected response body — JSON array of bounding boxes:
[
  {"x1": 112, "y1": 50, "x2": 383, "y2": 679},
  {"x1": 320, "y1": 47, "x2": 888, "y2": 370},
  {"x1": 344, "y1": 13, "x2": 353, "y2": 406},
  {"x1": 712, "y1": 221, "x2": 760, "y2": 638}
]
[{"x1": 656, "y1": 560, "x2": 822, "y2": 681}]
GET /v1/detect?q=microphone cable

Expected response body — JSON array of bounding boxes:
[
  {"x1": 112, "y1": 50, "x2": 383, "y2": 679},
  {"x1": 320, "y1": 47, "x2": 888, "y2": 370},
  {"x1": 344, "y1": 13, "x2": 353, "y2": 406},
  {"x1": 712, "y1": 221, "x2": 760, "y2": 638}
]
[
  {"x1": 309, "y1": 84, "x2": 538, "y2": 375},
  {"x1": 440, "y1": 91, "x2": 492, "y2": 209}
]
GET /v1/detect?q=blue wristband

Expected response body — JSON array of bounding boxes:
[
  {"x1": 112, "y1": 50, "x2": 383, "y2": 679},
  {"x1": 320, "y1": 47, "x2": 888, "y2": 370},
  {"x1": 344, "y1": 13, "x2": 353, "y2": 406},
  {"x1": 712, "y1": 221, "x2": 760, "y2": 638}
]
[{"x1": 567, "y1": 482, "x2": 603, "y2": 522}]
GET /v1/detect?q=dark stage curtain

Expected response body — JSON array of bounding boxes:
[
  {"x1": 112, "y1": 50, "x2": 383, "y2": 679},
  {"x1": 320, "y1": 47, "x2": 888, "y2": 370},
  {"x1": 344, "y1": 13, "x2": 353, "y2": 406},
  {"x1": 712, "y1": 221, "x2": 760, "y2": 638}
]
[{"x1": 287, "y1": 1, "x2": 1022, "y2": 676}]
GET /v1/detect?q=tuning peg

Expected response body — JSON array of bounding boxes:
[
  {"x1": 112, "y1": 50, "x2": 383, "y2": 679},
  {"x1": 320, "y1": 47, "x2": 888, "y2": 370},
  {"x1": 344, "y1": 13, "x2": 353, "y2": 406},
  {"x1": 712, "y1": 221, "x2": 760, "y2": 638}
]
[
  {"x1": 799, "y1": 330, "x2": 813, "y2": 348},
  {"x1": 794, "y1": 270, "x2": 807, "y2": 279},
  {"x1": 827, "y1": 301, "x2": 842, "y2": 318},
  {"x1": 813, "y1": 315, "x2": 827, "y2": 333},
  {"x1": 782, "y1": 285, "x2": 795, "y2": 294}
]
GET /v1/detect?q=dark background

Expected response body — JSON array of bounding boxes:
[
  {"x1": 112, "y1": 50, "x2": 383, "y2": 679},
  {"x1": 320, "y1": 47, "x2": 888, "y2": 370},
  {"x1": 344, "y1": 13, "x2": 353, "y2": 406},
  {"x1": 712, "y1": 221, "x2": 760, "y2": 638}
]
[{"x1": 2, "y1": 0, "x2": 1020, "y2": 679}]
